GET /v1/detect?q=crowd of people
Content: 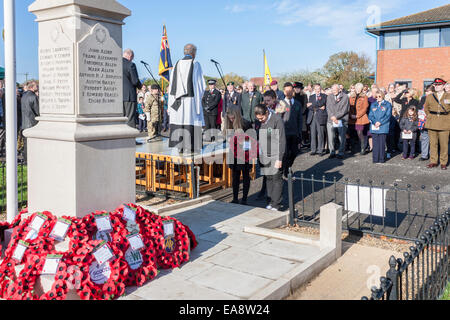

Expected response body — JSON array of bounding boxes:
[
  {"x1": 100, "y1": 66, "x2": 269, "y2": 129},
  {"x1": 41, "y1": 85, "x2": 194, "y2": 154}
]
[{"x1": 129, "y1": 43, "x2": 449, "y2": 211}]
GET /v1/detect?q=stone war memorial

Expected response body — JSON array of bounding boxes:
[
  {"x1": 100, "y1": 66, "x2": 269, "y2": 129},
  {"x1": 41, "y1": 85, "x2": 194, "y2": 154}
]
[{"x1": 0, "y1": 0, "x2": 198, "y2": 301}]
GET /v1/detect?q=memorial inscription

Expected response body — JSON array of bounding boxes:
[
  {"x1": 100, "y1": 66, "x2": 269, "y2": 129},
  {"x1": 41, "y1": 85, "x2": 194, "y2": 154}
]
[
  {"x1": 78, "y1": 24, "x2": 123, "y2": 115},
  {"x1": 39, "y1": 45, "x2": 75, "y2": 114}
]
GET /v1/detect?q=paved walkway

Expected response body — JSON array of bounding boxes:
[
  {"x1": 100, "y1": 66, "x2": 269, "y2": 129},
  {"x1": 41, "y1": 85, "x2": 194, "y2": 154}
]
[
  {"x1": 121, "y1": 200, "x2": 323, "y2": 300},
  {"x1": 287, "y1": 242, "x2": 403, "y2": 300}
]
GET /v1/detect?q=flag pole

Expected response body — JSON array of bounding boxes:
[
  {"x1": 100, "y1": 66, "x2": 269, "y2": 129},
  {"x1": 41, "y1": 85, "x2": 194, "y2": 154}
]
[{"x1": 4, "y1": 0, "x2": 18, "y2": 223}]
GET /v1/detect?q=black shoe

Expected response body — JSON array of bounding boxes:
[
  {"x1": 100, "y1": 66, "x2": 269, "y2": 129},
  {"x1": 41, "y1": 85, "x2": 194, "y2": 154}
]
[
  {"x1": 240, "y1": 200, "x2": 248, "y2": 206},
  {"x1": 360, "y1": 150, "x2": 368, "y2": 156},
  {"x1": 329, "y1": 154, "x2": 336, "y2": 159},
  {"x1": 337, "y1": 154, "x2": 344, "y2": 160},
  {"x1": 231, "y1": 199, "x2": 239, "y2": 204},
  {"x1": 319, "y1": 151, "x2": 326, "y2": 157},
  {"x1": 419, "y1": 157, "x2": 429, "y2": 162},
  {"x1": 310, "y1": 152, "x2": 317, "y2": 156}
]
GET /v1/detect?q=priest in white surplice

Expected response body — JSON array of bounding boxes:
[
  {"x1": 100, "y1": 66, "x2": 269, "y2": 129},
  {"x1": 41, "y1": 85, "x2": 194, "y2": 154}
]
[{"x1": 168, "y1": 44, "x2": 206, "y2": 153}]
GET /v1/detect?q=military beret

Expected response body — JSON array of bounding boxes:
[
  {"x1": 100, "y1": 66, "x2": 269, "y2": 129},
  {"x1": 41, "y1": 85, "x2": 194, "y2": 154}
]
[
  {"x1": 270, "y1": 80, "x2": 278, "y2": 86},
  {"x1": 227, "y1": 82, "x2": 235, "y2": 86}
]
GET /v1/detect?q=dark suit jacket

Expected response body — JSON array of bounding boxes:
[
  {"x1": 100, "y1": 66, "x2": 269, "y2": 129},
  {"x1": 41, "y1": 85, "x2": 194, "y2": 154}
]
[
  {"x1": 307, "y1": 93, "x2": 328, "y2": 126},
  {"x1": 123, "y1": 58, "x2": 142, "y2": 102},
  {"x1": 280, "y1": 99, "x2": 302, "y2": 138},
  {"x1": 21, "y1": 90, "x2": 40, "y2": 130},
  {"x1": 202, "y1": 89, "x2": 221, "y2": 116},
  {"x1": 223, "y1": 91, "x2": 242, "y2": 115}
]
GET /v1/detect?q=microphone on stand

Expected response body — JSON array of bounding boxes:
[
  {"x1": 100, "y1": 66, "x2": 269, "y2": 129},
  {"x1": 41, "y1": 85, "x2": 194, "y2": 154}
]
[
  {"x1": 140, "y1": 60, "x2": 149, "y2": 65},
  {"x1": 211, "y1": 59, "x2": 219, "y2": 65}
]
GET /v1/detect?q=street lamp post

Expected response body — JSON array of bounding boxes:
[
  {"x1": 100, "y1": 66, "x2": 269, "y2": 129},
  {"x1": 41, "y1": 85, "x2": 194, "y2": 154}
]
[{"x1": 4, "y1": 0, "x2": 18, "y2": 223}]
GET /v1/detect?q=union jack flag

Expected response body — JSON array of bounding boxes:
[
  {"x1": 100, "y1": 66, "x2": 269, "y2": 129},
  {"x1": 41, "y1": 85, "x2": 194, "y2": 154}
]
[{"x1": 158, "y1": 25, "x2": 173, "y2": 83}]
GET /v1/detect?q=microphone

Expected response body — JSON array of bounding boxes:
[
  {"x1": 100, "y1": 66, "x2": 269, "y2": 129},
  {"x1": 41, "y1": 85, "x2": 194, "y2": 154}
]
[
  {"x1": 140, "y1": 60, "x2": 149, "y2": 65},
  {"x1": 211, "y1": 59, "x2": 219, "y2": 64}
]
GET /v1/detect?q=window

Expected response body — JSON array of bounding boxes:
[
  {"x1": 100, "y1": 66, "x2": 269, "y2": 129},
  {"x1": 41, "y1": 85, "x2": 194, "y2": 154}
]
[
  {"x1": 395, "y1": 81, "x2": 412, "y2": 88},
  {"x1": 423, "y1": 80, "x2": 434, "y2": 93},
  {"x1": 420, "y1": 29, "x2": 440, "y2": 48},
  {"x1": 441, "y1": 27, "x2": 450, "y2": 46},
  {"x1": 401, "y1": 30, "x2": 419, "y2": 49},
  {"x1": 384, "y1": 32, "x2": 400, "y2": 49}
]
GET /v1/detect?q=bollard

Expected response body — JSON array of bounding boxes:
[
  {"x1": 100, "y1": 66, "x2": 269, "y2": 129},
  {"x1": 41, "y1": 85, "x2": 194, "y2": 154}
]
[{"x1": 319, "y1": 203, "x2": 342, "y2": 259}]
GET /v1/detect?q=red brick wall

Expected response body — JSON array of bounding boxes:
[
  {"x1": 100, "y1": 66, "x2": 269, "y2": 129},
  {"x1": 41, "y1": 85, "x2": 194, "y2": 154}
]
[{"x1": 377, "y1": 47, "x2": 450, "y2": 92}]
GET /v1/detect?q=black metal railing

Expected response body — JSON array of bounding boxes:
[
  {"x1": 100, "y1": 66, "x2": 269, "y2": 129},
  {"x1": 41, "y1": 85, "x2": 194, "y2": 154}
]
[
  {"x1": 0, "y1": 160, "x2": 28, "y2": 214},
  {"x1": 362, "y1": 210, "x2": 449, "y2": 300},
  {"x1": 287, "y1": 168, "x2": 450, "y2": 241}
]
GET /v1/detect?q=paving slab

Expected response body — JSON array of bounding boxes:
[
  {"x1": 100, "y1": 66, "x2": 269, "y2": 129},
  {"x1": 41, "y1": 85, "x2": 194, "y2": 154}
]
[
  {"x1": 252, "y1": 238, "x2": 322, "y2": 262},
  {"x1": 188, "y1": 240, "x2": 231, "y2": 262},
  {"x1": 188, "y1": 265, "x2": 273, "y2": 299},
  {"x1": 198, "y1": 228, "x2": 268, "y2": 249},
  {"x1": 127, "y1": 273, "x2": 240, "y2": 300},
  {"x1": 204, "y1": 247, "x2": 299, "y2": 280}
]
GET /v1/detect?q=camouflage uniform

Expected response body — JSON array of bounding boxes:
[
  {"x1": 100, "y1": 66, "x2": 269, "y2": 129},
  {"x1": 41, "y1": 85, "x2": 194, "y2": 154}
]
[{"x1": 144, "y1": 93, "x2": 162, "y2": 139}]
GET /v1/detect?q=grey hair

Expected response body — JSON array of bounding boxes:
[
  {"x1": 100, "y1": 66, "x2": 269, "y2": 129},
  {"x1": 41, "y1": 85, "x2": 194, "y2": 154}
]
[
  {"x1": 184, "y1": 44, "x2": 197, "y2": 57},
  {"x1": 123, "y1": 49, "x2": 134, "y2": 57},
  {"x1": 355, "y1": 83, "x2": 364, "y2": 92}
]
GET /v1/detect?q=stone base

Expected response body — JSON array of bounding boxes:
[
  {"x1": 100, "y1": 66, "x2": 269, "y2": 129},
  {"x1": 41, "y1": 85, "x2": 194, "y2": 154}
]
[{"x1": 25, "y1": 119, "x2": 138, "y2": 218}]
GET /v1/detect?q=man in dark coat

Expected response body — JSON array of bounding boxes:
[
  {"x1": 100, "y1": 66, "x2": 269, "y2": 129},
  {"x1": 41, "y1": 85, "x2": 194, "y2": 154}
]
[
  {"x1": 122, "y1": 49, "x2": 142, "y2": 131},
  {"x1": 223, "y1": 81, "x2": 241, "y2": 117},
  {"x1": 293, "y1": 82, "x2": 309, "y2": 147},
  {"x1": 202, "y1": 79, "x2": 221, "y2": 141},
  {"x1": 21, "y1": 81, "x2": 40, "y2": 162},
  {"x1": 307, "y1": 84, "x2": 328, "y2": 156}
]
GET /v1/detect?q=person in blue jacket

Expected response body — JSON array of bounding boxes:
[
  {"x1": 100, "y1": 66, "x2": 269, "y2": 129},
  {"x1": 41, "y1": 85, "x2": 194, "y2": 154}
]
[{"x1": 368, "y1": 90, "x2": 392, "y2": 164}]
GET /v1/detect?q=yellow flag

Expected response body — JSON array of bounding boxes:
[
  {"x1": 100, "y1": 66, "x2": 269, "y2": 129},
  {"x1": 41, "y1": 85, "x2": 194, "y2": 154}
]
[{"x1": 264, "y1": 50, "x2": 272, "y2": 87}]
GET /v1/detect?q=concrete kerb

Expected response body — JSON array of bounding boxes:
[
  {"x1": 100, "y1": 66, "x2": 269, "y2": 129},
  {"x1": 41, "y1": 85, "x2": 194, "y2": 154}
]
[{"x1": 141, "y1": 196, "x2": 213, "y2": 215}]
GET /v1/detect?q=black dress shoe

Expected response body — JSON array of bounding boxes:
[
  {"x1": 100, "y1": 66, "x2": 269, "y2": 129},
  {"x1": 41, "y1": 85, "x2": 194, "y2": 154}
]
[
  {"x1": 337, "y1": 155, "x2": 344, "y2": 160},
  {"x1": 419, "y1": 157, "x2": 429, "y2": 162},
  {"x1": 319, "y1": 151, "x2": 326, "y2": 157},
  {"x1": 329, "y1": 154, "x2": 336, "y2": 159},
  {"x1": 231, "y1": 199, "x2": 239, "y2": 204},
  {"x1": 310, "y1": 152, "x2": 317, "y2": 156},
  {"x1": 240, "y1": 200, "x2": 248, "y2": 206}
]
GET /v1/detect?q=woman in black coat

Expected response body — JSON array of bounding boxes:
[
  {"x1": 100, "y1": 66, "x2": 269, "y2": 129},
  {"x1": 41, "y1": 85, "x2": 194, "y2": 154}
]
[{"x1": 393, "y1": 87, "x2": 419, "y2": 118}]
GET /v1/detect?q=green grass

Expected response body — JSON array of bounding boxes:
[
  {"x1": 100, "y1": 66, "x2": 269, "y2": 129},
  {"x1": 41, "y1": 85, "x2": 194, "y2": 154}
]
[
  {"x1": 0, "y1": 164, "x2": 28, "y2": 209},
  {"x1": 442, "y1": 283, "x2": 450, "y2": 301}
]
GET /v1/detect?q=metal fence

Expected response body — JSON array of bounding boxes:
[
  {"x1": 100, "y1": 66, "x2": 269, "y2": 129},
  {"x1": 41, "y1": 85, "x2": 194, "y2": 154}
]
[
  {"x1": 0, "y1": 160, "x2": 28, "y2": 213},
  {"x1": 362, "y1": 210, "x2": 449, "y2": 300},
  {"x1": 287, "y1": 169, "x2": 450, "y2": 241}
]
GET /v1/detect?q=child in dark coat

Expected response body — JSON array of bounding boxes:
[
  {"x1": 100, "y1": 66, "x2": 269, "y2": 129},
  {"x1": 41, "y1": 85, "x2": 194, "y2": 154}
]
[{"x1": 399, "y1": 106, "x2": 419, "y2": 160}]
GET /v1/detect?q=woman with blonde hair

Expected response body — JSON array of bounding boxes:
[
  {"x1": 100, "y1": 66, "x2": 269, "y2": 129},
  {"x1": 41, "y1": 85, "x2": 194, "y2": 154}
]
[
  {"x1": 393, "y1": 86, "x2": 419, "y2": 118},
  {"x1": 368, "y1": 90, "x2": 392, "y2": 163}
]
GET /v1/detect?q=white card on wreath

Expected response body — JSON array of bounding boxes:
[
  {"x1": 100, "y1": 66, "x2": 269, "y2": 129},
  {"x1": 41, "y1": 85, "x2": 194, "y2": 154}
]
[
  {"x1": 95, "y1": 215, "x2": 113, "y2": 232},
  {"x1": 12, "y1": 241, "x2": 28, "y2": 263},
  {"x1": 30, "y1": 214, "x2": 46, "y2": 232},
  {"x1": 50, "y1": 219, "x2": 71, "y2": 241},
  {"x1": 42, "y1": 255, "x2": 62, "y2": 275},
  {"x1": 93, "y1": 242, "x2": 115, "y2": 265},
  {"x1": 123, "y1": 205, "x2": 136, "y2": 223},
  {"x1": 163, "y1": 221, "x2": 175, "y2": 238},
  {"x1": 127, "y1": 233, "x2": 145, "y2": 251}
]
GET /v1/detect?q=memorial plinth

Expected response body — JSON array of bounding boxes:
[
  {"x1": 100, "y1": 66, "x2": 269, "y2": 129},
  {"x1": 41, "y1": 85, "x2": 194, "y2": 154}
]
[{"x1": 25, "y1": 0, "x2": 137, "y2": 218}]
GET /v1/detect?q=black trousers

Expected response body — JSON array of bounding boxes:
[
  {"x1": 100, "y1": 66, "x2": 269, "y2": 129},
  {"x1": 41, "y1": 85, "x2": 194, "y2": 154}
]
[
  {"x1": 265, "y1": 169, "x2": 283, "y2": 209},
  {"x1": 231, "y1": 163, "x2": 251, "y2": 202},
  {"x1": 123, "y1": 101, "x2": 137, "y2": 128},
  {"x1": 372, "y1": 133, "x2": 387, "y2": 163},
  {"x1": 204, "y1": 111, "x2": 218, "y2": 141},
  {"x1": 282, "y1": 135, "x2": 299, "y2": 176}
]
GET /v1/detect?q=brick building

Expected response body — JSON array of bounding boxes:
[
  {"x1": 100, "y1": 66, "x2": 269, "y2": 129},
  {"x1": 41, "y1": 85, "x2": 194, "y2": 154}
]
[{"x1": 366, "y1": 4, "x2": 450, "y2": 93}]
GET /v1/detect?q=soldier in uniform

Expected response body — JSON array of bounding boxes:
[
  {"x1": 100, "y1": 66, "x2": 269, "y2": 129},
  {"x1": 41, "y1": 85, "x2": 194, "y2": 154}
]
[
  {"x1": 144, "y1": 84, "x2": 163, "y2": 142},
  {"x1": 202, "y1": 79, "x2": 221, "y2": 141},
  {"x1": 424, "y1": 78, "x2": 450, "y2": 170}
]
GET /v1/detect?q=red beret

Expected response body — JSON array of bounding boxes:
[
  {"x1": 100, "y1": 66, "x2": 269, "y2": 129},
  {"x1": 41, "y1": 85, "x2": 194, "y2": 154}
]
[{"x1": 270, "y1": 80, "x2": 278, "y2": 86}]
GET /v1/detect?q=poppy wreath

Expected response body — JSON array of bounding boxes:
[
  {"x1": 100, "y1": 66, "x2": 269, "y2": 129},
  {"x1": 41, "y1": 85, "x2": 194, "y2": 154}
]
[
  {"x1": 3, "y1": 211, "x2": 56, "y2": 263},
  {"x1": 51, "y1": 216, "x2": 91, "y2": 257},
  {"x1": 10, "y1": 251, "x2": 71, "y2": 301},
  {"x1": 111, "y1": 207, "x2": 159, "y2": 287},
  {"x1": 71, "y1": 240, "x2": 127, "y2": 301},
  {"x1": 0, "y1": 256, "x2": 24, "y2": 299},
  {"x1": 82, "y1": 211, "x2": 128, "y2": 245},
  {"x1": 156, "y1": 217, "x2": 192, "y2": 269}
]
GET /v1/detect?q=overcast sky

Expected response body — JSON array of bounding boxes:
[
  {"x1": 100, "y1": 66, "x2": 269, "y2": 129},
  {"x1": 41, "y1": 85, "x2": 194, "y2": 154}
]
[{"x1": 0, "y1": 0, "x2": 448, "y2": 83}]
